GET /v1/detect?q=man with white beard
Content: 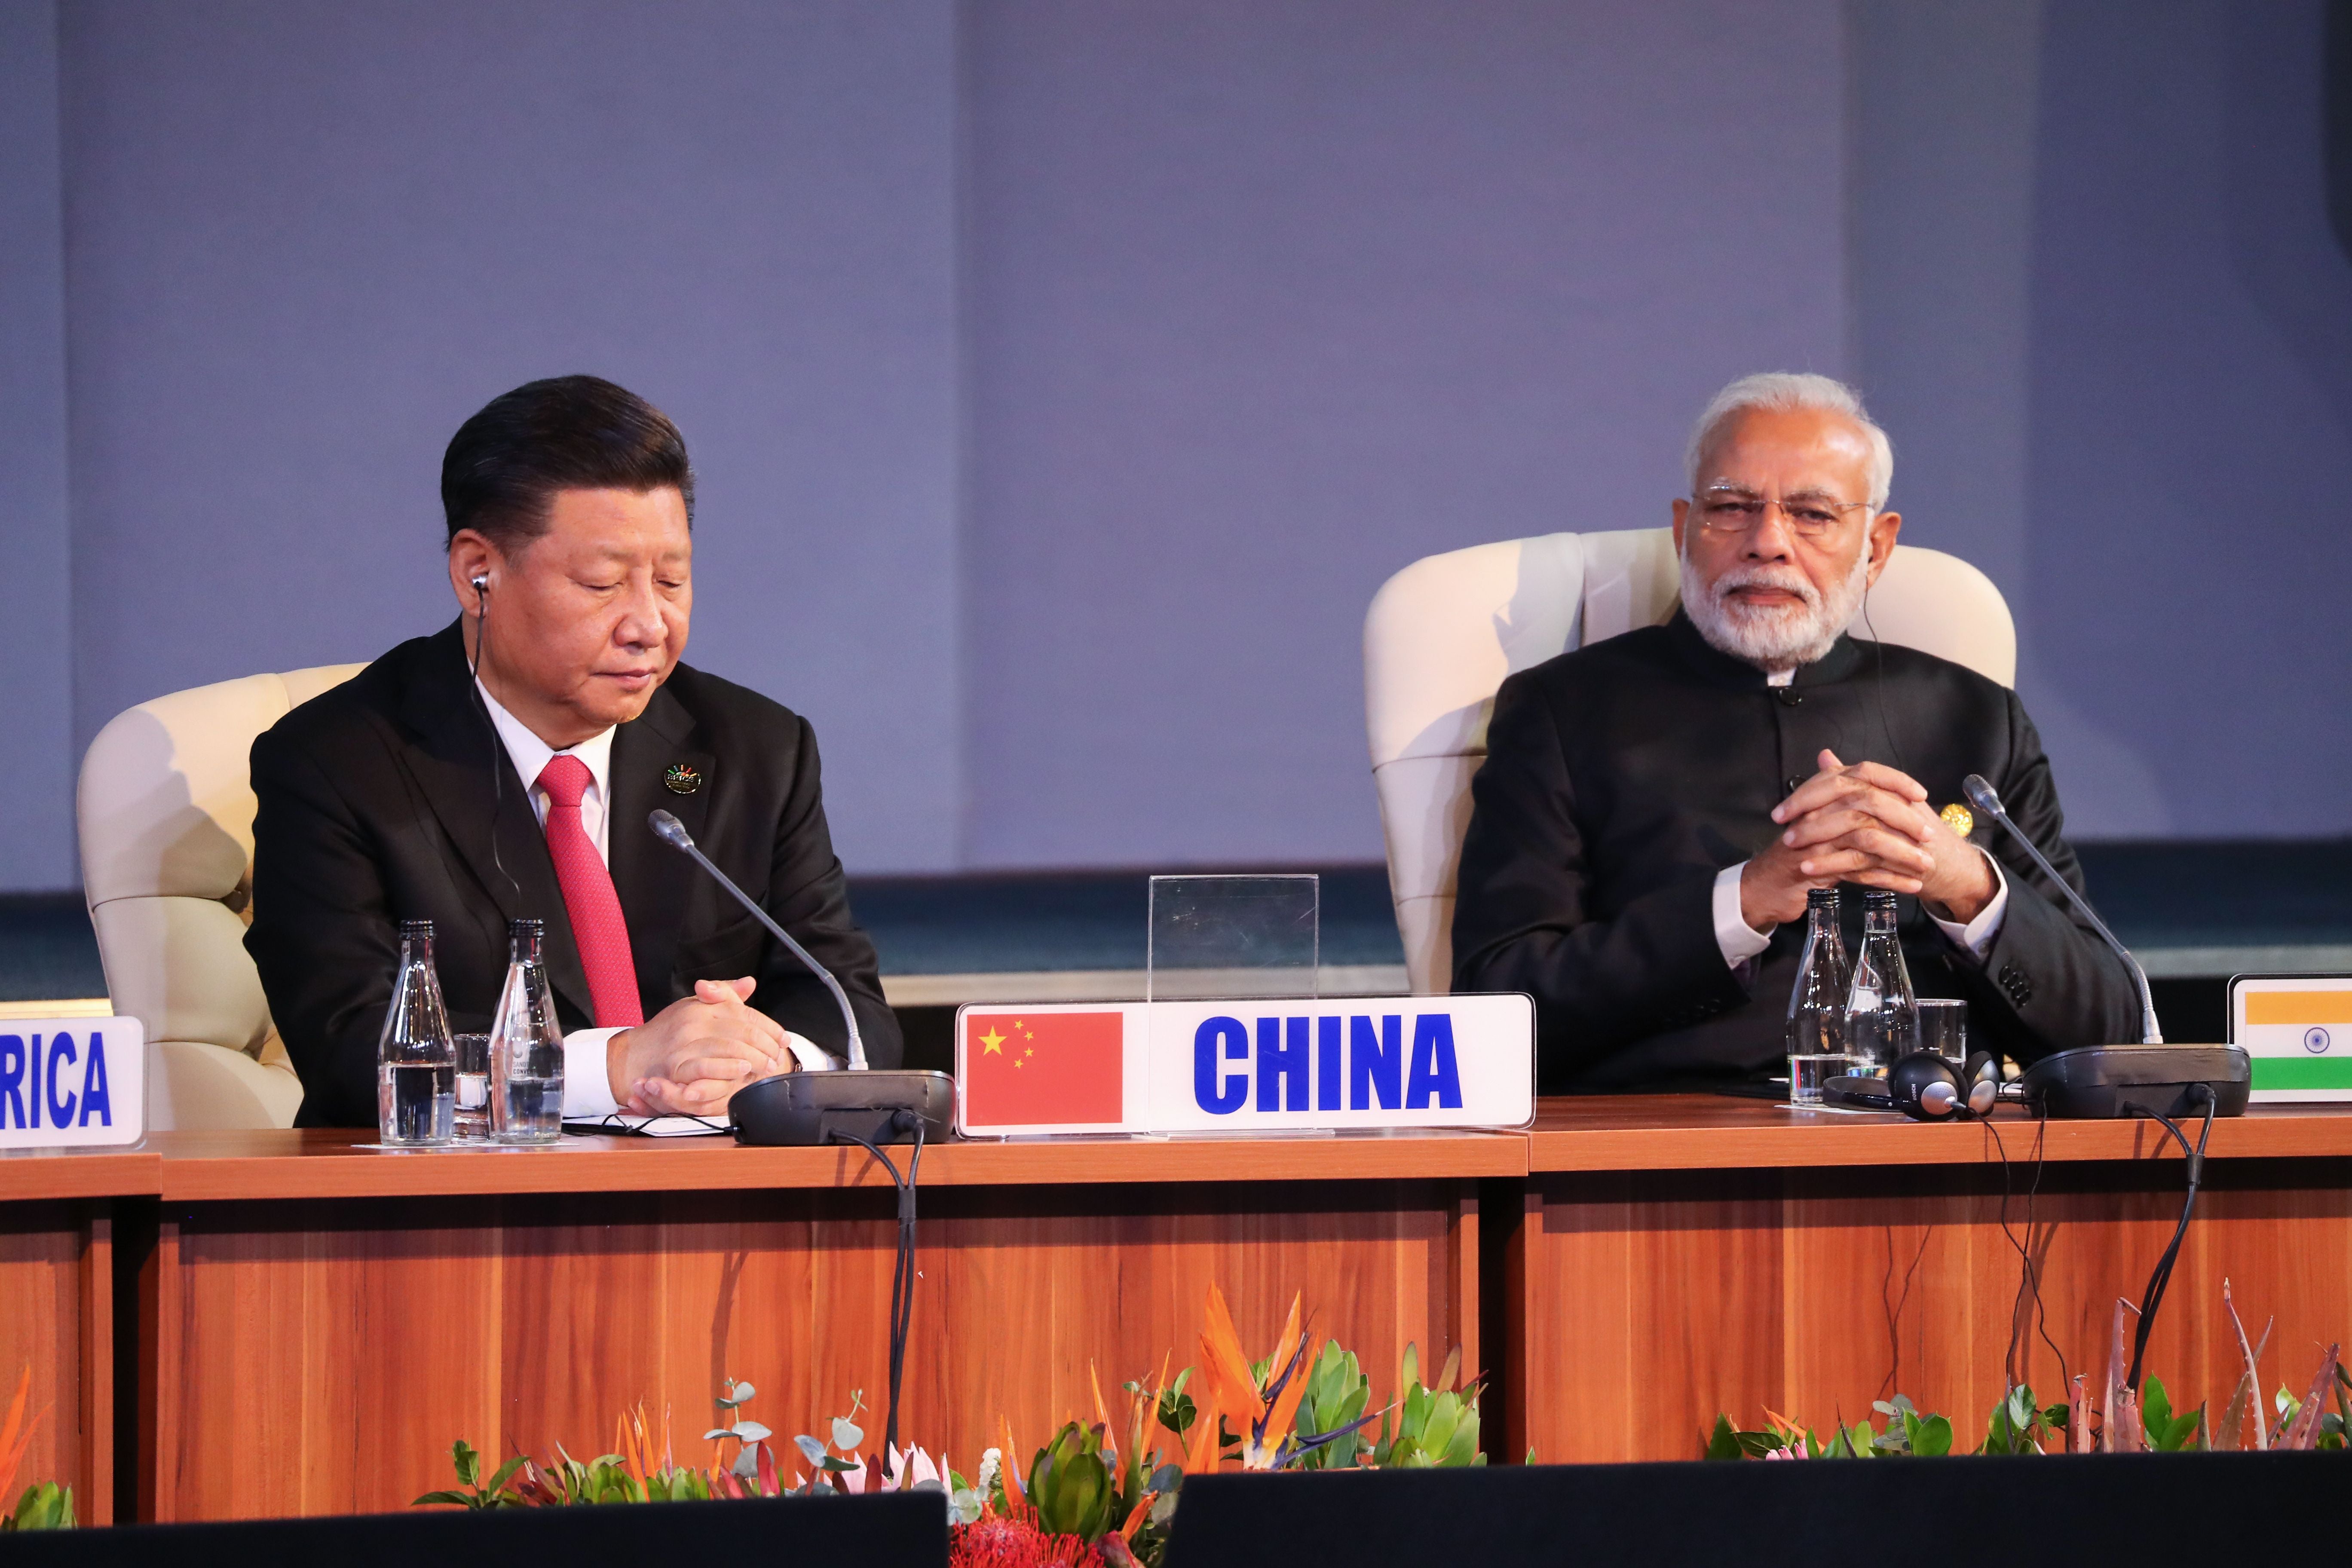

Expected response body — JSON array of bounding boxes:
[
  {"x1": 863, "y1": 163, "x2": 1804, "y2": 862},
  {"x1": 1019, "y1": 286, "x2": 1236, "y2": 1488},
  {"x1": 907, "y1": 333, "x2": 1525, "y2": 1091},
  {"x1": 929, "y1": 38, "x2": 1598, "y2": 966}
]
[{"x1": 1451, "y1": 373, "x2": 2142, "y2": 1091}]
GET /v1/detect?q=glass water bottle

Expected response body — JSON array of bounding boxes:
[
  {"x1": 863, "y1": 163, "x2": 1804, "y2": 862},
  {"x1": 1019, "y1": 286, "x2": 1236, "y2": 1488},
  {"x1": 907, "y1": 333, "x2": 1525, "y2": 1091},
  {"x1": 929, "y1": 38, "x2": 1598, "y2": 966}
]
[
  {"x1": 489, "y1": 918, "x2": 567, "y2": 1144},
  {"x1": 1784, "y1": 888, "x2": 1852, "y2": 1104},
  {"x1": 377, "y1": 919, "x2": 456, "y2": 1145},
  {"x1": 1845, "y1": 889, "x2": 1920, "y2": 1073}
]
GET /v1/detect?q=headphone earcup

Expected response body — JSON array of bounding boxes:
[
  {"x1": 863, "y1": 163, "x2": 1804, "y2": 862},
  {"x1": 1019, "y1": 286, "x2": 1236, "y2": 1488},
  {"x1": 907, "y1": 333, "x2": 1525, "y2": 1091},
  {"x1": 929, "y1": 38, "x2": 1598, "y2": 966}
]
[{"x1": 1887, "y1": 1051, "x2": 1965, "y2": 1121}]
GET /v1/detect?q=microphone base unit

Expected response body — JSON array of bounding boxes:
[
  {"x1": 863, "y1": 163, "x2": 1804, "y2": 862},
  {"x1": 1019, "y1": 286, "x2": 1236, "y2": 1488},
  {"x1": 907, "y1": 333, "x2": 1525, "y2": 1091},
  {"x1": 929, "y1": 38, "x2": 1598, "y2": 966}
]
[
  {"x1": 731, "y1": 1069, "x2": 957, "y2": 1147},
  {"x1": 2009, "y1": 1044, "x2": 2248, "y2": 1120}
]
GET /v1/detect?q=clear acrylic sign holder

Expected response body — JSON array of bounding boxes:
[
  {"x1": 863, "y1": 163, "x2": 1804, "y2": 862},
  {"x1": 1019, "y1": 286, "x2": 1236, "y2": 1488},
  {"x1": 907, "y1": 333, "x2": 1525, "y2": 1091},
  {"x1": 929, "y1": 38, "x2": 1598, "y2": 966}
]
[
  {"x1": 1146, "y1": 874, "x2": 1319, "y2": 1001},
  {"x1": 1147, "y1": 874, "x2": 1329, "y2": 1138}
]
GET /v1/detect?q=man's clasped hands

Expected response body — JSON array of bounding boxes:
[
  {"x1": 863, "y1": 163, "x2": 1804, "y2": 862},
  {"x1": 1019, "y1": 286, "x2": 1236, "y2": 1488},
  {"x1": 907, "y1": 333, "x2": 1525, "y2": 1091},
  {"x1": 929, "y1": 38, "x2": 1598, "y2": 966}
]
[{"x1": 1739, "y1": 748, "x2": 1998, "y2": 936}]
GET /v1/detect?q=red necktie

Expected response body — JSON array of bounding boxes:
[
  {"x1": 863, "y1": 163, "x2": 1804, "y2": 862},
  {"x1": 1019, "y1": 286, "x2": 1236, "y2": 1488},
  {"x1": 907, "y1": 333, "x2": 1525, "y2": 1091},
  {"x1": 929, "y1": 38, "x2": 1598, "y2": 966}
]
[{"x1": 535, "y1": 754, "x2": 644, "y2": 1027}]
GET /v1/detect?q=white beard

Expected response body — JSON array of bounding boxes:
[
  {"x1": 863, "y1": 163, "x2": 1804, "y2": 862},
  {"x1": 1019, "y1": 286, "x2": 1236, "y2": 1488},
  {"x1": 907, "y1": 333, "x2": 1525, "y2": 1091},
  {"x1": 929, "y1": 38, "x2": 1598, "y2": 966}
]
[{"x1": 1680, "y1": 540, "x2": 1874, "y2": 673}]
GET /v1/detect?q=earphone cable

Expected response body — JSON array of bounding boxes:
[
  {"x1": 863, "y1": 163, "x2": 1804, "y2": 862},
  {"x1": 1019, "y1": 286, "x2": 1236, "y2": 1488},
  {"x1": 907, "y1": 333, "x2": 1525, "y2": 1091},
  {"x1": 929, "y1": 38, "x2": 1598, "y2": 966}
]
[{"x1": 466, "y1": 580, "x2": 522, "y2": 903}]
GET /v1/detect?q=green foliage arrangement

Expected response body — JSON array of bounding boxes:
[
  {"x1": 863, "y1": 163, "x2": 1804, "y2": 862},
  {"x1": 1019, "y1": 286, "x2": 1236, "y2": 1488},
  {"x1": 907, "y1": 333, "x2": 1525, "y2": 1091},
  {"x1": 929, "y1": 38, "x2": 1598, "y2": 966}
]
[
  {"x1": 2, "y1": 1480, "x2": 74, "y2": 1531},
  {"x1": 417, "y1": 1284, "x2": 1485, "y2": 1568},
  {"x1": 1706, "y1": 1279, "x2": 2349, "y2": 1460}
]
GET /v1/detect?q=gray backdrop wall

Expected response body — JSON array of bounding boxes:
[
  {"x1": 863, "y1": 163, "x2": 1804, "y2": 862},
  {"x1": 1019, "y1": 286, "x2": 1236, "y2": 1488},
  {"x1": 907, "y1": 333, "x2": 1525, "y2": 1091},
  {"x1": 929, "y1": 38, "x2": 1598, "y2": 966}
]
[{"x1": 2, "y1": 0, "x2": 2346, "y2": 891}]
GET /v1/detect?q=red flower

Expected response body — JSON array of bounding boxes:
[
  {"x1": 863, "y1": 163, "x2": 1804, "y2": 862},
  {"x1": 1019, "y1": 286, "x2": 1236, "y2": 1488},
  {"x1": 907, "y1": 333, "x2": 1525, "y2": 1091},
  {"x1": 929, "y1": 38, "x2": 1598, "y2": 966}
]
[{"x1": 950, "y1": 1517, "x2": 1113, "y2": 1568}]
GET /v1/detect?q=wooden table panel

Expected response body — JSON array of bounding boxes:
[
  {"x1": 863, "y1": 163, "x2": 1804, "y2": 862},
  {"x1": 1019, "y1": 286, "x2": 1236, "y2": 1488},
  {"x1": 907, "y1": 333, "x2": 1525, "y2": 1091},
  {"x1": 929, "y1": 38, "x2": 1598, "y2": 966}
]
[
  {"x1": 0, "y1": 1202, "x2": 111, "y2": 1524},
  {"x1": 143, "y1": 1139, "x2": 1486, "y2": 1522},
  {"x1": 1514, "y1": 1109, "x2": 2352, "y2": 1467}
]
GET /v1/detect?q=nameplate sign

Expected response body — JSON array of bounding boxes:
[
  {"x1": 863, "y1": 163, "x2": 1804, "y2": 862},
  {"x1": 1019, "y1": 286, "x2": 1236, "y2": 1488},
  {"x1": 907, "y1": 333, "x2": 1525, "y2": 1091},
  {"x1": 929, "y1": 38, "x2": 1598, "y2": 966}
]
[
  {"x1": 2230, "y1": 975, "x2": 2352, "y2": 1102},
  {"x1": 0, "y1": 1017, "x2": 144, "y2": 1148},
  {"x1": 952, "y1": 994, "x2": 1533, "y2": 1137}
]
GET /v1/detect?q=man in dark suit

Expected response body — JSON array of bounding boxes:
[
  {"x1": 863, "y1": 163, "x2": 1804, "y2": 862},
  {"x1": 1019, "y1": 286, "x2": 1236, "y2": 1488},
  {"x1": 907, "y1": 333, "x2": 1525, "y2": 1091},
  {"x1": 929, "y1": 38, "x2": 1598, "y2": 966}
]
[
  {"x1": 1452, "y1": 373, "x2": 2141, "y2": 1091},
  {"x1": 248, "y1": 375, "x2": 900, "y2": 1127}
]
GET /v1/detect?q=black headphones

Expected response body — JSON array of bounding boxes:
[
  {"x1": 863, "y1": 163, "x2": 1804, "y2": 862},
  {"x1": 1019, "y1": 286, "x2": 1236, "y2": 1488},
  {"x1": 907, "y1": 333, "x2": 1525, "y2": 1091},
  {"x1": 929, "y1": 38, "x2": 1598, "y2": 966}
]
[{"x1": 1827, "y1": 1050, "x2": 2002, "y2": 1121}]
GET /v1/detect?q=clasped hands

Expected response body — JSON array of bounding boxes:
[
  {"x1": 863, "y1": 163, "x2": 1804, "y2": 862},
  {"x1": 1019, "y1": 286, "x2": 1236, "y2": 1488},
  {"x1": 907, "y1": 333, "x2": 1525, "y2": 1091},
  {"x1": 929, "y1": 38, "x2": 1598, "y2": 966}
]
[
  {"x1": 1739, "y1": 748, "x2": 1996, "y2": 935},
  {"x1": 607, "y1": 976, "x2": 798, "y2": 1116}
]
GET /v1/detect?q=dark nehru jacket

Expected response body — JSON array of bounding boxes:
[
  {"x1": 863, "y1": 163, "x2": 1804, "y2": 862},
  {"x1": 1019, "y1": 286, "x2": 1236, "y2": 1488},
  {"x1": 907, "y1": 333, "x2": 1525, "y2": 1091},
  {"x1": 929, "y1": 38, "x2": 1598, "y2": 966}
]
[
  {"x1": 246, "y1": 622, "x2": 900, "y2": 1126},
  {"x1": 1450, "y1": 610, "x2": 2140, "y2": 1092}
]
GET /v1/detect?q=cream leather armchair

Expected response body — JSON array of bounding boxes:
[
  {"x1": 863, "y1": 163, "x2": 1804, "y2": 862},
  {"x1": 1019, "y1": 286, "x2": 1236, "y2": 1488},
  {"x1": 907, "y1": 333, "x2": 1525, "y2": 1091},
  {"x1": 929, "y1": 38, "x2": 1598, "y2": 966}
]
[
  {"x1": 1363, "y1": 527, "x2": 2016, "y2": 995},
  {"x1": 77, "y1": 664, "x2": 366, "y2": 1129}
]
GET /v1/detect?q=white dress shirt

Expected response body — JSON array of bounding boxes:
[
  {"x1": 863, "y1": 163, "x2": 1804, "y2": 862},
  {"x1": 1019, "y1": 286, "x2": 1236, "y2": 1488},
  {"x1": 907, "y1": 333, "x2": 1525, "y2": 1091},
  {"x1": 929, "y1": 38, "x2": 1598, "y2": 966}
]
[
  {"x1": 1709, "y1": 668, "x2": 2009, "y2": 972},
  {"x1": 474, "y1": 682, "x2": 829, "y2": 1121}
]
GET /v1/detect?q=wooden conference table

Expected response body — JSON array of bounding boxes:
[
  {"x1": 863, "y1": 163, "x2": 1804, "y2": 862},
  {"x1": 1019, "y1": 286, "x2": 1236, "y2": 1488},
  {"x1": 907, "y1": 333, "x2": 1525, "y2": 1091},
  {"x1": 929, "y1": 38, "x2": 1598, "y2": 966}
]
[{"x1": 3, "y1": 1098, "x2": 2350, "y2": 1522}]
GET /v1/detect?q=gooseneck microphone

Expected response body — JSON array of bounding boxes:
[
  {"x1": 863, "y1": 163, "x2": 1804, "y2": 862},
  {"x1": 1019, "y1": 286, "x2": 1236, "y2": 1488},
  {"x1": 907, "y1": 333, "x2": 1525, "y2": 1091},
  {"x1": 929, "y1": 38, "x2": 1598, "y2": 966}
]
[
  {"x1": 1960, "y1": 774, "x2": 2161, "y2": 1045},
  {"x1": 648, "y1": 807, "x2": 951, "y2": 1479},
  {"x1": 648, "y1": 807, "x2": 866, "y2": 1066},
  {"x1": 644, "y1": 808, "x2": 953, "y2": 1151}
]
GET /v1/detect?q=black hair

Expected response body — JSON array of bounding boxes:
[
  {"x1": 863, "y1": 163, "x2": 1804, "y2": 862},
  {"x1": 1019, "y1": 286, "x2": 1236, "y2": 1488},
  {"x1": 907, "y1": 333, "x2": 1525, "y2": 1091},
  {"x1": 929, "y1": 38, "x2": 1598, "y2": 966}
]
[{"x1": 440, "y1": 375, "x2": 694, "y2": 552}]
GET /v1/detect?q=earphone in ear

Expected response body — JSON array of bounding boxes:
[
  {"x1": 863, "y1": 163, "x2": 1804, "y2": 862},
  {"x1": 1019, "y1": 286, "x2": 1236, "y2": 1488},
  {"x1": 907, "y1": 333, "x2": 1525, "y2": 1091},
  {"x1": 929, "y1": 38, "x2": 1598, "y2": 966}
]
[{"x1": 471, "y1": 573, "x2": 489, "y2": 603}]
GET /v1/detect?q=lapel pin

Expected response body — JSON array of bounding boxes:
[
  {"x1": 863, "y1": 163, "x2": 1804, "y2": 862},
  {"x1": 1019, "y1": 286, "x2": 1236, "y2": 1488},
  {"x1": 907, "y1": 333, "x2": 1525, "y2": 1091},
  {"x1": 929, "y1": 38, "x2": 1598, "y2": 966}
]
[{"x1": 664, "y1": 763, "x2": 704, "y2": 796}]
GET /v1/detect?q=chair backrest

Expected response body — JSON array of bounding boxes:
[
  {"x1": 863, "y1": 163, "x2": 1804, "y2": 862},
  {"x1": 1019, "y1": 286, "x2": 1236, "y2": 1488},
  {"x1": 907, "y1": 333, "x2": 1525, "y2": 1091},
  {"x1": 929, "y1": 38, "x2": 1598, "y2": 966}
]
[
  {"x1": 1362, "y1": 527, "x2": 2015, "y2": 994},
  {"x1": 77, "y1": 664, "x2": 367, "y2": 1057}
]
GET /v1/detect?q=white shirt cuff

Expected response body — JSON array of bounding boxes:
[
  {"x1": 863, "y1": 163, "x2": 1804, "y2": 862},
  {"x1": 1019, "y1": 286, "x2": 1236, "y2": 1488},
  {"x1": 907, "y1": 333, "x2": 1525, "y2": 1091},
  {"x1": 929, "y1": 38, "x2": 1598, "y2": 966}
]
[
  {"x1": 784, "y1": 1031, "x2": 838, "y2": 1072},
  {"x1": 560, "y1": 1027, "x2": 625, "y2": 1118},
  {"x1": 1930, "y1": 849, "x2": 2009, "y2": 960},
  {"x1": 1713, "y1": 861, "x2": 1774, "y2": 968}
]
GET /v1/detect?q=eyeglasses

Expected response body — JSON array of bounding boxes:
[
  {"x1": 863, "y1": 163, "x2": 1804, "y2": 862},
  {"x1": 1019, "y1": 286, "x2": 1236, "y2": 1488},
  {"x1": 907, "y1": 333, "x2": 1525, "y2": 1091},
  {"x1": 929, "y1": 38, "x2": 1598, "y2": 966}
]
[{"x1": 1690, "y1": 487, "x2": 1873, "y2": 539}]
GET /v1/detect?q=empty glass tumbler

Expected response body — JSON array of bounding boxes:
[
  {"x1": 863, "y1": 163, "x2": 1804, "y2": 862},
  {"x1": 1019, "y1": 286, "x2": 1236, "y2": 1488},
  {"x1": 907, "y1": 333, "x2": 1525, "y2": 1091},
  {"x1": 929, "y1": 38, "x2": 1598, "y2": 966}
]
[{"x1": 1916, "y1": 998, "x2": 1968, "y2": 1066}]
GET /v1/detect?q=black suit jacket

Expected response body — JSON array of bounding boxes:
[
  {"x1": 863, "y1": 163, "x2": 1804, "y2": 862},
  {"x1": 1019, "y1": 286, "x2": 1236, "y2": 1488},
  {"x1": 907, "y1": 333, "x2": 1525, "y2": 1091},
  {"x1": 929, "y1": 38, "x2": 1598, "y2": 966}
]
[
  {"x1": 246, "y1": 622, "x2": 901, "y2": 1126},
  {"x1": 1450, "y1": 612, "x2": 2141, "y2": 1091}
]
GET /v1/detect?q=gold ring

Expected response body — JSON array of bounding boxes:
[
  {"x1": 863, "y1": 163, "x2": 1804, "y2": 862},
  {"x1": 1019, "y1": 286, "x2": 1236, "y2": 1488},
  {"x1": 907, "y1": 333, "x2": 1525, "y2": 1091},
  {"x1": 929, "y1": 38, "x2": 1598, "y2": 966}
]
[{"x1": 1939, "y1": 803, "x2": 1973, "y2": 838}]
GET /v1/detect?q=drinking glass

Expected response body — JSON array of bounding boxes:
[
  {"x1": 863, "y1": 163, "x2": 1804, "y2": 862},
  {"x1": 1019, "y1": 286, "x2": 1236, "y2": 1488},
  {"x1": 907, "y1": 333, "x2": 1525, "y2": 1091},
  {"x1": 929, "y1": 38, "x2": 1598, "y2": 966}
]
[
  {"x1": 1917, "y1": 999, "x2": 1967, "y2": 1066},
  {"x1": 452, "y1": 1034, "x2": 492, "y2": 1140}
]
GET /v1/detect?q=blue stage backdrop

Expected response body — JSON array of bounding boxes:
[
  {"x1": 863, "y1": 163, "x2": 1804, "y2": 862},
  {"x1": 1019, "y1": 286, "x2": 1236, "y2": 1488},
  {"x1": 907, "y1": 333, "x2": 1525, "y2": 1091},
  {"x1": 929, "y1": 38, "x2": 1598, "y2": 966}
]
[{"x1": 1, "y1": 0, "x2": 2346, "y2": 893}]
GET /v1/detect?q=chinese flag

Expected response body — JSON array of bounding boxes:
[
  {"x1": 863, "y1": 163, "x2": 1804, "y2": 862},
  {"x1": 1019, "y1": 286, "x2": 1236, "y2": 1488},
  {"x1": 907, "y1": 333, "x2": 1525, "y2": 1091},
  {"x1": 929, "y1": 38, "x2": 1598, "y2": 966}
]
[{"x1": 963, "y1": 1011, "x2": 1124, "y2": 1126}]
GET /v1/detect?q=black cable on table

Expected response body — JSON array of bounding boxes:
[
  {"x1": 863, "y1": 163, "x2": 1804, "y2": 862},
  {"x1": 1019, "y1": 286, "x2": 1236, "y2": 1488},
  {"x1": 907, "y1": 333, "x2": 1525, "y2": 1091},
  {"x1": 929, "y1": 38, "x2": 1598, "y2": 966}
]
[
  {"x1": 2123, "y1": 1084, "x2": 2216, "y2": 1393},
  {"x1": 830, "y1": 1114, "x2": 925, "y2": 1479}
]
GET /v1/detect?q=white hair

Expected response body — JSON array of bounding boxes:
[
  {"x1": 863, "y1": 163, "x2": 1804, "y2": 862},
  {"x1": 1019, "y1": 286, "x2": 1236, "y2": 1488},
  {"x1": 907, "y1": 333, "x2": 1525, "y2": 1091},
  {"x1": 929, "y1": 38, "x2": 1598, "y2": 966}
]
[{"x1": 1684, "y1": 372, "x2": 1893, "y2": 508}]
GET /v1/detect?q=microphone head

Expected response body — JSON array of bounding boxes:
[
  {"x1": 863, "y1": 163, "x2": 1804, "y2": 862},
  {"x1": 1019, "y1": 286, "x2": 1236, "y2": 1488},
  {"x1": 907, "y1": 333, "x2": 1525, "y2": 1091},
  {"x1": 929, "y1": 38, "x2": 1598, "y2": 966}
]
[
  {"x1": 1962, "y1": 773, "x2": 2003, "y2": 818},
  {"x1": 647, "y1": 809, "x2": 693, "y2": 850}
]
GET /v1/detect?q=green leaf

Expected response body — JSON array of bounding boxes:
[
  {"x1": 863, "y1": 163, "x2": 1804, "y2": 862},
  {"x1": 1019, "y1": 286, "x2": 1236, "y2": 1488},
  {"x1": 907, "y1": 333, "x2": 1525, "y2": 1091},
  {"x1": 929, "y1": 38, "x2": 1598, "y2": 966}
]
[
  {"x1": 1912, "y1": 1415, "x2": 1953, "y2": 1458},
  {"x1": 1705, "y1": 1415, "x2": 1745, "y2": 1461}
]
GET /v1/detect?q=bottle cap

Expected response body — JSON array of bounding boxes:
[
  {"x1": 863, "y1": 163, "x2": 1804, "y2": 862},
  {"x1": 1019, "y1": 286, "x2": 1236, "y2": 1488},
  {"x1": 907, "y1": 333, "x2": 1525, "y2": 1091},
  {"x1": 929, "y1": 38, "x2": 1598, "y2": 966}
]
[
  {"x1": 1862, "y1": 889, "x2": 1899, "y2": 910},
  {"x1": 507, "y1": 917, "x2": 545, "y2": 937},
  {"x1": 398, "y1": 919, "x2": 434, "y2": 940},
  {"x1": 1806, "y1": 887, "x2": 1840, "y2": 910}
]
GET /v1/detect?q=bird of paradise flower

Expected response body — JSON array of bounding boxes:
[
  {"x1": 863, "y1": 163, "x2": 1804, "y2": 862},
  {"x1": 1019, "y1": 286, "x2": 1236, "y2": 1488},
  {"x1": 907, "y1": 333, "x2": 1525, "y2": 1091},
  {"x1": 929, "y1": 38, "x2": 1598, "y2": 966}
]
[{"x1": 1186, "y1": 1284, "x2": 1384, "y2": 1471}]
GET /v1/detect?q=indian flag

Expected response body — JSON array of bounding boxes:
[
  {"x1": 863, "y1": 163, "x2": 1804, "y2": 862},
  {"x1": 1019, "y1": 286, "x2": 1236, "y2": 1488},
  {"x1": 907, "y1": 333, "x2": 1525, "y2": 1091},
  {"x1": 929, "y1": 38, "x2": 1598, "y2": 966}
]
[{"x1": 2237, "y1": 986, "x2": 2352, "y2": 1096}]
